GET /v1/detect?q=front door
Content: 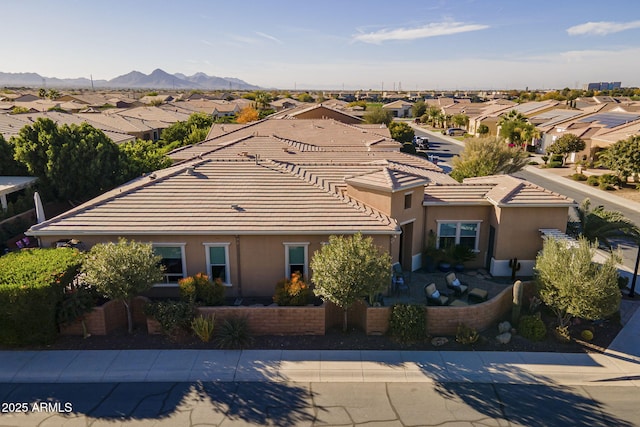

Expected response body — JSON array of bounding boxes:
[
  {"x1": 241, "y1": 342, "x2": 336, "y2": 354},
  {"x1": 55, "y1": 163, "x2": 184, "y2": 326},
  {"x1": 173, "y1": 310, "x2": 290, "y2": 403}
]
[{"x1": 400, "y1": 222, "x2": 414, "y2": 270}]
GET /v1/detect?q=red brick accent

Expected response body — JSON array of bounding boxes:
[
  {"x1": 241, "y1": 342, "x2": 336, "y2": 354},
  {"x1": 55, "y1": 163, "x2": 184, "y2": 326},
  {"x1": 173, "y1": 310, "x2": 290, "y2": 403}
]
[
  {"x1": 196, "y1": 305, "x2": 326, "y2": 336},
  {"x1": 59, "y1": 299, "x2": 127, "y2": 336}
]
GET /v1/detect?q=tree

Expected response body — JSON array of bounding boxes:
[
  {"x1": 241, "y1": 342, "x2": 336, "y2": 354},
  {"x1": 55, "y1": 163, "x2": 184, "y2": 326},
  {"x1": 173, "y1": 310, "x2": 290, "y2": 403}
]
[
  {"x1": 597, "y1": 135, "x2": 640, "y2": 183},
  {"x1": 450, "y1": 137, "x2": 529, "y2": 182},
  {"x1": 567, "y1": 199, "x2": 640, "y2": 248},
  {"x1": 498, "y1": 110, "x2": 538, "y2": 147},
  {"x1": 311, "y1": 233, "x2": 391, "y2": 332},
  {"x1": 388, "y1": 121, "x2": 414, "y2": 143},
  {"x1": 451, "y1": 113, "x2": 469, "y2": 129},
  {"x1": 11, "y1": 118, "x2": 123, "y2": 201},
  {"x1": 158, "y1": 112, "x2": 213, "y2": 151},
  {"x1": 119, "y1": 139, "x2": 172, "y2": 181},
  {"x1": 236, "y1": 106, "x2": 260, "y2": 123},
  {"x1": 253, "y1": 91, "x2": 273, "y2": 110},
  {"x1": 477, "y1": 124, "x2": 489, "y2": 136},
  {"x1": 411, "y1": 100, "x2": 426, "y2": 118},
  {"x1": 82, "y1": 238, "x2": 164, "y2": 333},
  {"x1": 297, "y1": 92, "x2": 314, "y2": 103},
  {"x1": 0, "y1": 134, "x2": 27, "y2": 175},
  {"x1": 535, "y1": 237, "x2": 621, "y2": 328},
  {"x1": 363, "y1": 107, "x2": 392, "y2": 125},
  {"x1": 546, "y1": 134, "x2": 586, "y2": 165}
]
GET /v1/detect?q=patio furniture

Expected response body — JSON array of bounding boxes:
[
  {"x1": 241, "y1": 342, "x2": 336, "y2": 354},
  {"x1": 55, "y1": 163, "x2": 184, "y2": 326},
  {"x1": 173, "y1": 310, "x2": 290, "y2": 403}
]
[
  {"x1": 424, "y1": 283, "x2": 450, "y2": 306},
  {"x1": 445, "y1": 272, "x2": 468, "y2": 297},
  {"x1": 468, "y1": 287, "x2": 489, "y2": 304},
  {"x1": 391, "y1": 262, "x2": 410, "y2": 296}
]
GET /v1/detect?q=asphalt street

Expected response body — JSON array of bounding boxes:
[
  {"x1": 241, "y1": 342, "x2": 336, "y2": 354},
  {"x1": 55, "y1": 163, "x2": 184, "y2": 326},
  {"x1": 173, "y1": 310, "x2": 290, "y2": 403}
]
[{"x1": 1, "y1": 381, "x2": 638, "y2": 426}]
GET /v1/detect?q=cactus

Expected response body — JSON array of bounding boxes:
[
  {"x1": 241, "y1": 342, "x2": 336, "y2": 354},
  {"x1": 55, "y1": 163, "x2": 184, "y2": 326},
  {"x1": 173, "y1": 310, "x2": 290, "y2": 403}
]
[
  {"x1": 511, "y1": 280, "x2": 523, "y2": 325},
  {"x1": 509, "y1": 257, "x2": 521, "y2": 281}
]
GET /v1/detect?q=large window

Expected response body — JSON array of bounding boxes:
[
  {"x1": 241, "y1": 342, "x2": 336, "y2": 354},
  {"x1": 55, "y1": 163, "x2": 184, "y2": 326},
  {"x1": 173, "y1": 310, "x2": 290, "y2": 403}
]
[
  {"x1": 205, "y1": 243, "x2": 231, "y2": 285},
  {"x1": 437, "y1": 222, "x2": 481, "y2": 251},
  {"x1": 284, "y1": 243, "x2": 309, "y2": 278},
  {"x1": 153, "y1": 244, "x2": 186, "y2": 284}
]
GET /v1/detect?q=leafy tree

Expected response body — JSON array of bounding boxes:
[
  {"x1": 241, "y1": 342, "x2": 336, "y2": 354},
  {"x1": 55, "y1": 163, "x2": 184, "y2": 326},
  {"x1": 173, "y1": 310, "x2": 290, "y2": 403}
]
[
  {"x1": 10, "y1": 106, "x2": 29, "y2": 114},
  {"x1": 567, "y1": 199, "x2": 640, "y2": 248},
  {"x1": 38, "y1": 88, "x2": 47, "y2": 98},
  {"x1": 597, "y1": 135, "x2": 640, "y2": 182},
  {"x1": 158, "y1": 112, "x2": 213, "y2": 151},
  {"x1": 535, "y1": 237, "x2": 621, "y2": 328},
  {"x1": 400, "y1": 142, "x2": 417, "y2": 155},
  {"x1": 546, "y1": 134, "x2": 586, "y2": 165},
  {"x1": 119, "y1": 139, "x2": 172, "y2": 180},
  {"x1": 11, "y1": 118, "x2": 123, "y2": 201},
  {"x1": 253, "y1": 91, "x2": 273, "y2": 110},
  {"x1": 450, "y1": 137, "x2": 529, "y2": 182},
  {"x1": 411, "y1": 100, "x2": 426, "y2": 118},
  {"x1": 477, "y1": 124, "x2": 489, "y2": 136},
  {"x1": 363, "y1": 107, "x2": 392, "y2": 125},
  {"x1": 0, "y1": 134, "x2": 27, "y2": 175},
  {"x1": 237, "y1": 106, "x2": 260, "y2": 123},
  {"x1": 82, "y1": 238, "x2": 164, "y2": 333},
  {"x1": 388, "y1": 121, "x2": 414, "y2": 143},
  {"x1": 297, "y1": 92, "x2": 314, "y2": 103},
  {"x1": 47, "y1": 89, "x2": 60, "y2": 100},
  {"x1": 311, "y1": 233, "x2": 391, "y2": 332}
]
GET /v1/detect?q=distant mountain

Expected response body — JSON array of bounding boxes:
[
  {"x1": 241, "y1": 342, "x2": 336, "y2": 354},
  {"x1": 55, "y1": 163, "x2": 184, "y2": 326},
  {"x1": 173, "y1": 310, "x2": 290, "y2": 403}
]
[{"x1": 0, "y1": 69, "x2": 259, "y2": 90}]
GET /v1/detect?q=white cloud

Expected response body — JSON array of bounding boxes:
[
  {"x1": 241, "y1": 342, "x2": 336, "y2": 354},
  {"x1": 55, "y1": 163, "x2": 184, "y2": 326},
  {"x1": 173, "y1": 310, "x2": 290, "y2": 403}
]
[
  {"x1": 353, "y1": 22, "x2": 489, "y2": 44},
  {"x1": 567, "y1": 20, "x2": 640, "y2": 36},
  {"x1": 255, "y1": 31, "x2": 283, "y2": 44}
]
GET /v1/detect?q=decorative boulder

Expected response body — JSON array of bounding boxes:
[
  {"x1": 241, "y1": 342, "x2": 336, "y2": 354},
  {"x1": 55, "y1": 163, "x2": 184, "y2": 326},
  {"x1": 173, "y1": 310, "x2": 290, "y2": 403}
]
[
  {"x1": 498, "y1": 321, "x2": 512, "y2": 334},
  {"x1": 496, "y1": 332, "x2": 512, "y2": 344},
  {"x1": 431, "y1": 337, "x2": 449, "y2": 347}
]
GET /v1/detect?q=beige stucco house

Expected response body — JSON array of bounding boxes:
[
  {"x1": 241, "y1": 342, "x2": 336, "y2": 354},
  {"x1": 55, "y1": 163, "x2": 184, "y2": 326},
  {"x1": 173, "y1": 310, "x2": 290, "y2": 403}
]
[{"x1": 27, "y1": 107, "x2": 575, "y2": 297}]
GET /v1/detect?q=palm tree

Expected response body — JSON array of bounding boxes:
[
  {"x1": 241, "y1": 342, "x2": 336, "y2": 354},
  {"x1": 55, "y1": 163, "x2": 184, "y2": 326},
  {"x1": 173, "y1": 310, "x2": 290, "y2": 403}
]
[{"x1": 567, "y1": 199, "x2": 640, "y2": 248}]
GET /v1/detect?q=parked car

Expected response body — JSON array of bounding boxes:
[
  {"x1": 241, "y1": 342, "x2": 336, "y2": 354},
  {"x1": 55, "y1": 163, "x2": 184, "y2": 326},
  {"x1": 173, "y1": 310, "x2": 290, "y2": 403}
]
[
  {"x1": 445, "y1": 128, "x2": 465, "y2": 136},
  {"x1": 413, "y1": 136, "x2": 429, "y2": 150}
]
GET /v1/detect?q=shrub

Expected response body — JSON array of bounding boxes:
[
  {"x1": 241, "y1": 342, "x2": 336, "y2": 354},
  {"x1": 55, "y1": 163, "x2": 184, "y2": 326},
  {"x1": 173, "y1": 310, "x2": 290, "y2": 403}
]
[
  {"x1": 618, "y1": 275, "x2": 629, "y2": 290},
  {"x1": 547, "y1": 161, "x2": 563, "y2": 168},
  {"x1": 144, "y1": 300, "x2": 195, "y2": 335},
  {"x1": 455, "y1": 323, "x2": 479, "y2": 345},
  {"x1": 191, "y1": 314, "x2": 215, "y2": 342},
  {"x1": 389, "y1": 304, "x2": 426, "y2": 343},
  {"x1": 554, "y1": 325, "x2": 571, "y2": 342},
  {"x1": 179, "y1": 273, "x2": 225, "y2": 306},
  {"x1": 273, "y1": 271, "x2": 312, "y2": 306},
  {"x1": 57, "y1": 278, "x2": 99, "y2": 334},
  {"x1": 216, "y1": 317, "x2": 254, "y2": 349},
  {"x1": 0, "y1": 248, "x2": 82, "y2": 346},
  {"x1": 550, "y1": 154, "x2": 564, "y2": 163},
  {"x1": 528, "y1": 161, "x2": 539, "y2": 165},
  {"x1": 571, "y1": 173, "x2": 587, "y2": 181},
  {"x1": 587, "y1": 175, "x2": 600, "y2": 186},
  {"x1": 599, "y1": 182, "x2": 614, "y2": 191},
  {"x1": 541, "y1": 155, "x2": 549, "y2": 165},
  {"x1": 518, "y1": 314, "x2": 547, "y2": 341},
  {"x1": 580, "y1": 329, "x2": 594, "y2": 341},
  {"x1": 599, "y1": 174, "x2": 620, "y2": 186}
]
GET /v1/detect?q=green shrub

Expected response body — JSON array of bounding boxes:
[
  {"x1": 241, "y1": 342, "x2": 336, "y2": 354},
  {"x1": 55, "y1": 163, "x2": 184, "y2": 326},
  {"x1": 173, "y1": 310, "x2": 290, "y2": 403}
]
[
  {"x1": 550, "y1": 154, "x2": 563, "y2": 163},
  {"x1": 144, "y1": 300, "x2": 195, "y2": 334},
  {"x1": 599, "y1": 174, "x2": 620, "y2": 186},
  {"x1": 273, "y1": 271, "x2": 312, "y2": 306},
  {"x1": 587, "y1": 175, "x2": 600, "y2": 186},
  {"x1": 57, "y1": 279, "x2": 99, "y2": 328},
  {"x1": 547, "y1": 161, "x2": 563, "y2": 168},
  {"x1": 518, "y1": 314, "x2": 547, "y2": 342},
  {"x1": 455, "y1": 323, "x2": 479, "y2": 345},
  {"x1": 528, "y1": 161, "x2": 539, "y2": 165},
  {"x1": 570, "y1": 173, "x2": 587, "y2": 181},
  {"x1": 216, "y1": 317, "x2": 254, "y2": 349},
  {"x1": 599, "y1": 182, "x2": 614, "y2": 191},
  {"x1": 191, "y1": 314, "x2": 215, "y2": 342},
  {"x1": 618, "y1": 275, "x2": 629, "y2": 290},
  {"x1": 580, "y1": 329, "x2": 594, "y2": 341},
  {"x1": 541, "y1": 155, "x2": 549, "y2": 165},
  {"x1": 389, "y1": 304, "x2": 426, "y2": 343},
  {"x1": 178, "y1": 276, "x2": 197, "y2": 304},
  {"x1": 0, "y1": 248, "x2": 82, "y2": 346}
]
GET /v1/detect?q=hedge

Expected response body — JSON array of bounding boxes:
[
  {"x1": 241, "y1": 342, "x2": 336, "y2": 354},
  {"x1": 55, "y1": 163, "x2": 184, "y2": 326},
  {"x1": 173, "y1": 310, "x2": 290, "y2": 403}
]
[{"x1": 0, "y1": 248, "x2": 82, "y2": 345}]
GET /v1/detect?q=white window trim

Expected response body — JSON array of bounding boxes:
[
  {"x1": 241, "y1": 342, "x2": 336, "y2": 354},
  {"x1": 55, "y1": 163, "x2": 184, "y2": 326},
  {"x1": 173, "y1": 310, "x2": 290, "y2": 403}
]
[
  {"x1": 152, "y1": 243, "x2": 187, "y2": 287},
  {"x1": 283, "y1": 242, "x2": 310, "y2": 278},
  {"x1": 435, "y1": 221, "x2": 482, "y2": 251},
  {"x1": 203, "y1": 242, "x2": 232, "y2": 287}
]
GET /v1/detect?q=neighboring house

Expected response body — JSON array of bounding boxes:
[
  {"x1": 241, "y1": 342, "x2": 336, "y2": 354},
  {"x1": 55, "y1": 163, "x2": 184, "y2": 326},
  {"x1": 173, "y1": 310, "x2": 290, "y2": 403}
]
[
  {"x1": 270, "y1": 98, "x2": 300, "y2": 111},
  {"x1": 382, "y1": 100, "x2": 414, "y2": 118},
  {"x1": 28, "y1": 107, "x2": 575, "y2": 297}
]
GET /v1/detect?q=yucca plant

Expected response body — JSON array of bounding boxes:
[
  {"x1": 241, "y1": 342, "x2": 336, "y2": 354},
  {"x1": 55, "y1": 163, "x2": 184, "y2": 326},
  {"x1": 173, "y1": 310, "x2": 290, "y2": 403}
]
[
  {"x1": 215, "y1": 317, "x2": 254, "y2": 349},
  {"x1": 191, "y1": 314, "x2": 215, "y2": 342}
]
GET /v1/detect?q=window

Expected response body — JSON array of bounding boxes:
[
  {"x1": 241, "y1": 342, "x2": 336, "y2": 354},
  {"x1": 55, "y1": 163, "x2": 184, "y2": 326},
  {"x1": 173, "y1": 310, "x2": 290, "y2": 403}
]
[
  {"x1": 205, "y1": 243, "x2": 231, "y2": 285},
  {"x1": 284, "y1": 243, "x2": 309, "y2": 278},
  {"x1": 404, "y1": 192, "x2": 412, "y2": 209},
  {"x1": 153, "y1": 245, "x2": 186, "y2": 284},
  {"x1": 437, "y1": 222, "x2": 481, "y2": 250}
]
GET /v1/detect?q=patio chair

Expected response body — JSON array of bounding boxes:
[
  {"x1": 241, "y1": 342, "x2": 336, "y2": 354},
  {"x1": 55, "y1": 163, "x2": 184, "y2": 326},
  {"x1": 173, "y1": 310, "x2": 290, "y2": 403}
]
[
  {"x1": 391, "y1": 262, "x2": 410, "y2": 295},
  {"x1": 424, "y1": 283, "x2": 450, "y2": 306},
  {"x1": 445, "y1": 272, "x2": 468, "y2": 297}
]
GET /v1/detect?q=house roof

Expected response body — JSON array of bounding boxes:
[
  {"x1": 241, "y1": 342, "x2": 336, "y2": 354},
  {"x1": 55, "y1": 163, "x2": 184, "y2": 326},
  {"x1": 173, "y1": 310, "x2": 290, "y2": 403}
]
[
  {"x1": 423, "y1": 175, "x2": 575, "y2": 207},
  {"x1": 346, "y1": 168, "x2": 429, "y2": 193},
  {"x1": 28, "y1": 159, "x2": 399, "y2": 236}
]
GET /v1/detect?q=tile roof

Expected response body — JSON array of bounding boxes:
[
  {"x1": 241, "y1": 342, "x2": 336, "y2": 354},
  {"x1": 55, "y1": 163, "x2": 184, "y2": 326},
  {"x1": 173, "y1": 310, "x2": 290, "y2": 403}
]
[{"x1": 424, "y1": 175, "x2": 575, "y2": 207}]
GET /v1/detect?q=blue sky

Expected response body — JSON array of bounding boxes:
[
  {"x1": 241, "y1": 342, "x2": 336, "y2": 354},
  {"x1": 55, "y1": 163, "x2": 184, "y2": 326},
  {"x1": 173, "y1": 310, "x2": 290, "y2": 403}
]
[{"x1": 3, "y1": 0, "x2": 640, "y2": 90}]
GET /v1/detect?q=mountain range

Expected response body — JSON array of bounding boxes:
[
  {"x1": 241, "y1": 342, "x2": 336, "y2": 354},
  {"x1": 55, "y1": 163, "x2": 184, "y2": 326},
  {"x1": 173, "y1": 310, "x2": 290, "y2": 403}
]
[{"x1": 0, "y1": 69, "x2": 260, "y2": 90}]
